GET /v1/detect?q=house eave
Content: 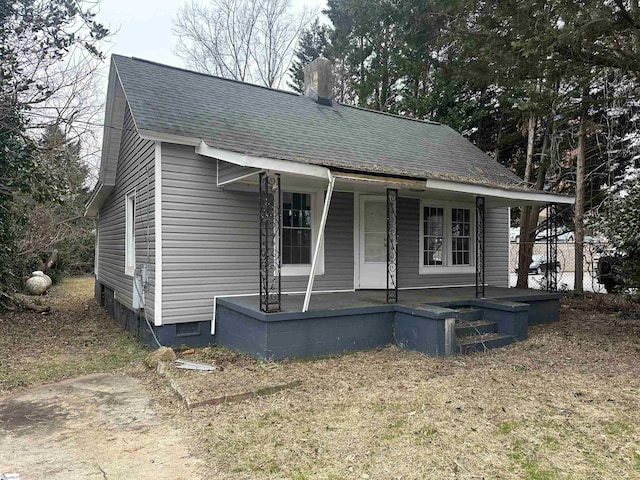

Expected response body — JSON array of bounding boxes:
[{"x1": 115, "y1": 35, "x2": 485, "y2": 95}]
[
  {"x1": 138, "y1": 129, "x2": 202, "y2": 147},
  {"x1": 196, "y1": 141, "x2": 331, "y2": 180},
  {"x1": 119, "y1": 128, "x2": 574, "y2": 209},
  {"x1": 424, "y1": 179, "x2": 575, "y2": 207},
  {"x1": 85, "y1": 182, "x2": 114, "y2": 218}
]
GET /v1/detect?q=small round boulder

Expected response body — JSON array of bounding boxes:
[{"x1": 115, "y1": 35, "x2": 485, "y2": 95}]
[{"x1": 25, "y1": 272, "x2": 52, "y2": 295}]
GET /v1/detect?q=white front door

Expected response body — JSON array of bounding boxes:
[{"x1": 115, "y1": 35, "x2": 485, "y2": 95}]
[{"x1": 358, "y1": 196, "x2": 387, "y2": 289}]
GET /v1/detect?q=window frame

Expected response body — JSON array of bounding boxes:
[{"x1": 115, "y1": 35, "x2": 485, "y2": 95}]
[
  {"x1": 125, "y1": 190, "x2": 136, "y2": 277},
  {"x1": 419, "y1": 200, "x2": 475, "y2": 275},
  {"x1": 280, "y1": 188, "x2": 325, "y2": 277}
]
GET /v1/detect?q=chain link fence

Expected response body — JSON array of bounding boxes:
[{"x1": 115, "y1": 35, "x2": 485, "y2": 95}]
[{"x1": 508, "y1": 241, "x2": 608, "y2": 292}]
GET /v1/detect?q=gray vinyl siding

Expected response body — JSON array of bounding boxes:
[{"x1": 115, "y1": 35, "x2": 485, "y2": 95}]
[
  {"x1": 397, "y1": 198, "x2": 508, "y2": 288},
  {"x1": 484, "y1": 207, "x2": 509, "y2": 287},
  {"x1": 161, "y1": 144, "x2": 354, "y2": 325},
  {"x1": 217, "y1": 160, "x2": 260, "y2": 185},
  {"x1": 97, "y1": 105, "x2": 156, "y2": 320}
]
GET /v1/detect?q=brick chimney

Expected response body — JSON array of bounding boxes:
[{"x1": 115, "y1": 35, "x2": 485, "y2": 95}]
[{"x1": 303, "y1": 57, "x2": 333, "y2": 105}]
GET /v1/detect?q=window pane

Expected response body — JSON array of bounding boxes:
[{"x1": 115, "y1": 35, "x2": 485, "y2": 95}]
[
  {"x1": 300, "y1": 246, "x2": 311, "y2": 264},
  {"x1": 365, "y1": 233, "x2": 386, "y2": 262},
  {"x1": 303, "y1": 210, "x2": 312, "y2": 228},
  {"x1": 283, "y1": 192, "x2": 292, "y2": 210},
  {"x1": 424, "y1": 249, "x2": 443, "y2": 266},
  {"x1": 301, "y1": 229, "x2": 311, "y2": 246},
  {"x1": 283, "y1": 246, "x2": 291, "y2": 264},
  {"x1": 282, "y1": 192, "x2": 312, "y2": 265},
  {"x1": 423, "y1": 207, "x2": 444, "y2": 267},
  {"x1": 365, "y1": 201, "x2": 386, "y2": 232},
  {"x1": 450, "y1": 209, "x2": 471, "y2": 266}
]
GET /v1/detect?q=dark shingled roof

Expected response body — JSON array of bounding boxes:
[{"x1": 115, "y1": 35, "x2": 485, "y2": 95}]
[{"x1": 113, "y1": 55, "x2": 524, "y2": 187}]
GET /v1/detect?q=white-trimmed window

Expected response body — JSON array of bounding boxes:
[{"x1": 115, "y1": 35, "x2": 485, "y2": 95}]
[
  {"x1": 451, "y1": 208, "x2": 471, "y2": 266},
  {"x1": 420, "y1": 203, "x2": 474, "y2": 274},
  {"x1": 281, "y1": 190, "x2": 324, "y2": 276},
  {"x1": 125, "y1": 191, "x2": 136, "y2": 276}
]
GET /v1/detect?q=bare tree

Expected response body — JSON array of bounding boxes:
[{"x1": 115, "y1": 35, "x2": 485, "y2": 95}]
[{"x1": 173, "y1": 0, "x2": 315, "y2": 88}]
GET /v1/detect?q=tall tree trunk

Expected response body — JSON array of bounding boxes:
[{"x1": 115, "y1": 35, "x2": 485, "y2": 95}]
[
  {"x1": 575, "y1": 114, "x2": 587, "y2": 293},
  {"x1": 524, "y1": 127, "x2": 551, "y2": 245},
  {"x1": 523, "y1": 113, "x2": 536, "y2": 184},
  {"x1": 516, "y1": 113, "x2": 537, "y2": 289}
]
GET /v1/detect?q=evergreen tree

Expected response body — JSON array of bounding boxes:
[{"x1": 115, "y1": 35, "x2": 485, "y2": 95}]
[
  {"x1": 288, "y1": 19, "x2": 331, "y2": 93},
  {"x1": 0, "y1": 0, "x2": 107, "y2": 307},
  {"x1": 324, "y1": 0, "x2": 402, "y2": 111}
]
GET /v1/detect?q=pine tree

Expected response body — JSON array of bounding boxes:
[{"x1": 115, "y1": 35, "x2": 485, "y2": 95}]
[{"x1": 287, "y1": 19, "x2": 330, "y2": 93}]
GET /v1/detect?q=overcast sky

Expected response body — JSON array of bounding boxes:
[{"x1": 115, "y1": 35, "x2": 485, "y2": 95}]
[{"x1": 96, "y1": 0, "x2": 327, "y2": 71}]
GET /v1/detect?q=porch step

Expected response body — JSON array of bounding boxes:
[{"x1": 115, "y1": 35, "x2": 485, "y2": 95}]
[
  {"x1": 453, "y1": 307, "x2": 483, "y2": 322},
  {"x1": 455, "y1": 320, "x2": 497, "y2": 338},
  {"x1": 456, "y1": 333, "x2": 514, "y2": 355}
]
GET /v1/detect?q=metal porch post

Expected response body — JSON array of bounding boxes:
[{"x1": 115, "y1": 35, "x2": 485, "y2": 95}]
[
  {"x1": 475, "y1": 196, "x2": 485, "y2": 298},
  {"x1": 259, "y1": 172, "x2": 281, "y2": 312},
  {"x1": 386, "y1": 188, "x2": 398, "y2": 303},
  {"x1": 546, "y1": 203, "x2": 558, "y2": 292}
]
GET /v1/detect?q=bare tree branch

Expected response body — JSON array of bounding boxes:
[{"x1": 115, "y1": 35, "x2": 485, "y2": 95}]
[{"x1": 173, "y1": 0, "x2": 316, "y2": 88}]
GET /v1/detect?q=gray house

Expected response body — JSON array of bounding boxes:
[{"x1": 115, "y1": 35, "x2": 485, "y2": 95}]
[{"x1": 86, "y1": 55, "x2": 573, "y2": 359}]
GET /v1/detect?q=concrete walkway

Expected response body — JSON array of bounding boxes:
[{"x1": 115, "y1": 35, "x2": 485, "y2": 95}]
[{"x1": 0, "y1": 374, "x2": 203, "y2": 480}]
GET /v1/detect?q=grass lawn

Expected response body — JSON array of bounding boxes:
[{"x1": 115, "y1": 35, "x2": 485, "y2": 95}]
[
  {"x1": 2, "y1": 277, "x2": 640, "y2": 479},
  {"x1": 183, "y1": 294, "x2": 640, "y2": 480},
  {"x1": 0, "y1": 276, "x2": 147, "y2": 393}
]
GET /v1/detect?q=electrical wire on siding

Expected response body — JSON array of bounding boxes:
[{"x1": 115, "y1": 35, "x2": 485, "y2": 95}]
[
  {"x1": 134, "y1": 270, "x2": 162, "y2": 348},
  {"x1": 142, "y1": 164, "x2": 162, "y2": 347}
]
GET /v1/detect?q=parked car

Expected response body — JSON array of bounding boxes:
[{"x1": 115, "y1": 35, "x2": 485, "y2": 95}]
[
  {"x1": 509, "y1": 227, "x2": 520, "y2": 243},
  {"x1": 557, "y1": 231, "x2": 575, "y2": 242},
  {"x1": 515, "y1": 254, "x2": 561, "y2": 275},
  {"x1": 510, "y1": 227, "x2": 552, "y2": 242}
]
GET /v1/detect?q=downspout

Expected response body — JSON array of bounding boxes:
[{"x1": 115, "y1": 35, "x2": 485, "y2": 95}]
[{"x1": 302, "y1": 171, "x2": 335, "y2": 312}]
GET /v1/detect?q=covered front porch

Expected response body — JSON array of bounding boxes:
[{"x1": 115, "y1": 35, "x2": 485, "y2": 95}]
[
  {"x1": 202, "y1": 145, "x2": 574, "y2": 360},
  {"x1": 215, "y1": 287, "x2": 561, "y2": 360}
]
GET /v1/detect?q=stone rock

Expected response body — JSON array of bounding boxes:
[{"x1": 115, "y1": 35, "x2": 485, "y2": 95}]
[
  {"x1": 32, "y1": 271, "x2": 52, "y2": 287},
  {"x1": 145, "y1": 346, "x2": 177, "y2": 368},
  {"x1": 25, "y1": 273, "x2": 53, "y2": 295}
]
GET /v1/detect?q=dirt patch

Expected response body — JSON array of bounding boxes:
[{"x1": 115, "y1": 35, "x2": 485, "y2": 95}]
[
  {"x1": 0, "y1": 399, "x2": 70, "y2": 435},
  {"x1": 161, "y1": 348, "x2": 303, "y2": 408}
]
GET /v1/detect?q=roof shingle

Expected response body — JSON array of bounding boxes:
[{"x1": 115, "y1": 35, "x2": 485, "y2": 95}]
[{"x1": 113, "y1": 55, "x2": 523, "y2": 187}]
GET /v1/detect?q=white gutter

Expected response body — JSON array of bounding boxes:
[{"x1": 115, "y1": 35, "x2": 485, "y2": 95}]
[
  {"x1": 426, "y1": 179, "x2": 575, "y2": 205},
  {"x1": 302, "y1": 172, "x2": 336, "y2": 312}
]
